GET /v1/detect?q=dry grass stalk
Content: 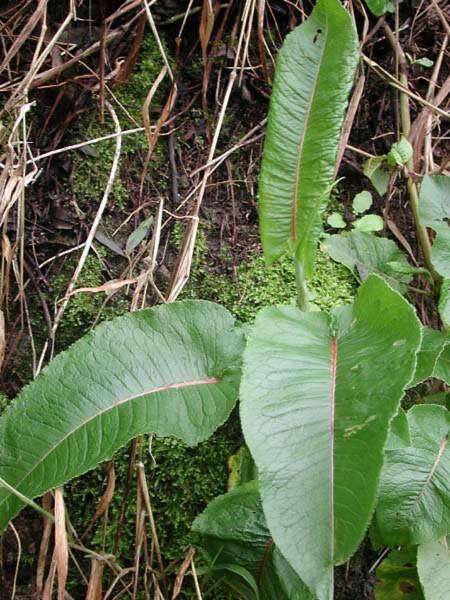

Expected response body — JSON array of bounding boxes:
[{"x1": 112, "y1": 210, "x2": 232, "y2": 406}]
[{"x1": 54, "y1": 487, "x2": 69, "y2": 600}]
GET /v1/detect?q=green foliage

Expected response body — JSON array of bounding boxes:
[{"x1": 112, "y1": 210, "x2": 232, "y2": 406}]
[
  {"x1": 352, "y1": 191, "x2": 373, "y2": 214},
  {"x1": 417, "y1": 537, "x2": 450, "y2": 600},
  {"x1": 408, "y1": 327, "x2": 448, "y2": 388},
  {"x1": 240, "y1": 275, "x2": 421, "y2": 600},
  {"x1": 258, "y1": 0, "x2": 358, "y2": 273},
  {"x1": 419, "y1": 175, "x2": 450, "y2": 279},
  {"x1": 376, "y1": 405, "x2": 450, "y2": 546},
  {"x1": 193, "y1": 481, "x2": 314, "y2": 599},
  {"x1": 323, "y1": 230, "x2": 413, "y2": 293},
  {"x1": 0, "y1": 301, "x2": 244, "y2": 531}
]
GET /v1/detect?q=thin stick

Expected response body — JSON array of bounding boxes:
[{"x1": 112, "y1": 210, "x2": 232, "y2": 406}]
[{"x1": 50, "y1": 101, "x2": 122, "y2": 334}]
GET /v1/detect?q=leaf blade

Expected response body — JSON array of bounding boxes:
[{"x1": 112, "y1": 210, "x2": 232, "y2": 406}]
[
  {"x1": 259, "y1": 0, "x2": 358, "y2": 274},
  {"x1": 0, "y1": 301, "x2": 244, "y2": 532},
  {"x1": 376, "y1": 405, "x2": 450, "y2": 545},
  {"x1": 240, "y1": 275, "x2": 421, "y2": 599}
]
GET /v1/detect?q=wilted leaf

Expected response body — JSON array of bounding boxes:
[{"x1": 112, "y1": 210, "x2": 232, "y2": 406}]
[
  {"x1": 375, "y1": 547, "x2": 423, "y2": 600},
  {"x1": 240, "y1": 275, "x2": 421, "y2": 599},
  {"x1": 95, "y1": 231, "x2": 126, "y2": 257},
  {"x1": 376, "y1": 404, "x2": 450, "y2": 546},
  {"x1": 258, "y1": 0, "x2": 358, "y2": 274},
  {"x1": 352, "y1": 191, "x2": 373, "y2": 214},
  {"x1": 0, "y1": 301, "x2": 244, "y2": 531}
]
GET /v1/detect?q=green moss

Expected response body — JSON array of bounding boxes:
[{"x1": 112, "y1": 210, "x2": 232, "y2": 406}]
[
  {"x1": 66, "y1": 420, "x2": 241, "y2": 597},
  {"x1": 70, "y1": 34, "x2": 167, "y2": 209},
  {"x1": 181, "y1": 233, "x2": 356, "y2": 322}
]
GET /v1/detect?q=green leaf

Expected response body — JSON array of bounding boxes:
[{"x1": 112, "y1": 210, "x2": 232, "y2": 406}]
[
  {"x1": 433, "y1": 344, "x2": 450, "y2": 385},
  {"x1": 386, "y1": 262, "x2": 431, "y2": 279},
  {"x1": 417, "y1": 537, "x2": 450, "y2": 600},
  {"x1": 363, "y1": 155, "x2": 391, "y2": 195},
  {"x1": 386, "y1": 408, "x2": 411, "y2": 451},
  {"x1": 258, "y1": 0, "x2": 358, "y2": 275},
  {"x1": 352, "y1": 191, "x2": 373, "y2": 214},
  {"x1": 439, "y1": 279, "x2": 450, "y2": 330},
  {"x1": 376, "y1": 405, "x2": 450, "y2": 546},
  {"x1": 408, "y1": 327, "x2": 448, "y2": 388},
  {"x1": 387, "y1": 137, "x2": 413, "y2": 167},
  {"x1": 419, "y1": 175, "x2": 450, "y2": 278},
  {"x1": 228, "y1": 445, "x2": 258, "y2": 491},
  {"x1": 375, "y1": 547, "x2": 424, "y2": 600},
  {"x1": 353, "y1": 214, "x2": 384, "y2": 232},
  {"x1": 326, "y1": 212, "x2": 346, "y2": 229},
  {"x1": 412, "y1": 57, "x2": 434, "y2": 68},
  {"x1": 365, "y1": 0, "x2": 391, "y2": 17},
  {"x1": 193, "y1": 481, "x2": 314, "y2": 600},
  {"x1": 322, "y1": 230, "x2": 412, "y2": 292},
  {"x1": 240, "y1": 275, "x2": 421, "y2": 600},
  {"x1": 0, "y1": 301, "x2": 244, "y2": 532},
  {"x1": 126, "y1": 216, "x2": 153, "y2": 254}
]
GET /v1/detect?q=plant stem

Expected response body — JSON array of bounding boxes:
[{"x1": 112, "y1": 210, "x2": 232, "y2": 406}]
[
  {"x1": 383, "y1": 24, "x2": 439, "y2": 286},
  {"x1": 295, "y1": 259, "x2": 309, "y2": 312},
  {"x1": 0, "y1": 476, "x2": 54, "y2": 522}
]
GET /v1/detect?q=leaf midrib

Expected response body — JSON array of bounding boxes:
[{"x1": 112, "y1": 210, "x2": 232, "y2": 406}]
[
  {"x1": 413, "y1": 434, "x2": 448, "y2": 508},
  {"x1": 329, "y1": 336, "x2": 338, "y2": 566},
  {"x1": 291, "y1": 15, "x2": 328, "y2": 242},
  {"x1": 0, "y1": 376, "x2": 219, "y2": 510}
]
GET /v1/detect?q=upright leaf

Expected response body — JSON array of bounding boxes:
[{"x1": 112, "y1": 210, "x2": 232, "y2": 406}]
[
  {"x1": 419, "y1": 175, "x2": 450, "y2": 278},
  {"x1": 0, "y1": 301, "x2": 244, "y2": 532},
  {"x1": 193, "y1": 481, "x2": 314, "y2": 600},
  {"x1": 259, "y1": 0, "x2": 358, "y2": 274},
  {"x1": 417, "y1": 538, "x2": 450, "y2": 600},
  {"x1": 240, "y1": 275, "x2": 421, "y2": 600},
  {"x1": 376, "y1": 405, "x2": 450, "y2": 546}
]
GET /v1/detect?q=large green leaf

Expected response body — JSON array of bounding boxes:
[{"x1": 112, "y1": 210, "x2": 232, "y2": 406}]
[
  {"x1": 417, "y1": 538, "x2": 450, "y2": 600},
  {"x1": 258, "y1": 0, "x2": 358, "y2": 274},
  {"x1": 240, "y1": 275, "x2": 421, "y2": 600},
  {"x1": 322, "y1": 231, "x2": 412, "y2": 292},
  {"x1": 419, "y1": 175, "x2": 450, "y2": 278},
  {"x1": 376, "y1": 405, "x2": 450, "y2": 546},
  {"x1": 193, "y1": 481, "x2": 314, "y2": 599},
  {"x1": 375, "y1": 547, "x2": 424, "y2": 600},
  {"x1": 0, "y1": 301, "x2": 244, "y2": 532}
]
